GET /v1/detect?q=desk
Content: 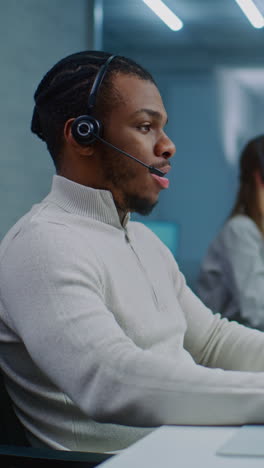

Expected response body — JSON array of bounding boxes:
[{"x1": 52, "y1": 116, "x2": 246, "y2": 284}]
[{"x1": 99, "y1": 426, "x2": 264, "y2": 468}]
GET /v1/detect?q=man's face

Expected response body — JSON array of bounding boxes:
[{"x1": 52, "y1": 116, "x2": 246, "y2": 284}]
[{"x1": 98, "y1": 73, "x2": 176, "y2": 215}]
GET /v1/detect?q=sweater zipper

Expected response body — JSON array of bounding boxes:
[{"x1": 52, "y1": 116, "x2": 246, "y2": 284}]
[{"x1": 124, "y1": 230, "x2": 160, "y2": 307}]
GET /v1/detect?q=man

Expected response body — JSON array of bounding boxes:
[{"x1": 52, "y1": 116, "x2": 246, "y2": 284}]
[{"x1": 1, "y1": 51, "x2": 264, "y2": 454}]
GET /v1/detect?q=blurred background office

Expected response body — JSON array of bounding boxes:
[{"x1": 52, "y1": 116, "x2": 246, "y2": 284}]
[{"x1": 0, "y1": 0, "x2": 264, "y2": 289}]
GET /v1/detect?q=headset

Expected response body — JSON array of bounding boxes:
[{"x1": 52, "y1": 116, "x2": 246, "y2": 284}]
[
  {"x1": 71, "y1": 55, "x2": 115, "y2": 145},
  {"x1": 71, "y1": 55, "x2": 165, "y2": 177}
]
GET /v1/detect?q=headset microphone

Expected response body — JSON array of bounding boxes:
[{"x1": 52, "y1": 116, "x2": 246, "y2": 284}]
[
  {"x1": 71, "y1": 55, "x2": 165, "y2": 178},
  {"x1": 94, "y1": 134, "x2": 165, "y2": 177}
]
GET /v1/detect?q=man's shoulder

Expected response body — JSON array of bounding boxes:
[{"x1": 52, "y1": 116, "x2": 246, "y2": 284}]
[
  {"x1": 0, "y1": 200, "x2": 66, "y2": 259},
  {"x1": 0, "y1": 205, "x2": 38, "y2": 251}
]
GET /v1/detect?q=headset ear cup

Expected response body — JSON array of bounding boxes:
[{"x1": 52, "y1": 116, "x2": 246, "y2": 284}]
[{"x1": 71, "y1": 115, "x2": 102, "y2": 145}]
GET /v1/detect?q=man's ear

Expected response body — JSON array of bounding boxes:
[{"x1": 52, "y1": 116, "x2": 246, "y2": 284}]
[{"x1": 63, "y1": 118, "x2": 95, "y2": 156}]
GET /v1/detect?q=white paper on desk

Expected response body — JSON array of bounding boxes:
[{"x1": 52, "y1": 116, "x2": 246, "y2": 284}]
[{"x1": 217, "y1": 425, "x2": 264, "y2": 457}]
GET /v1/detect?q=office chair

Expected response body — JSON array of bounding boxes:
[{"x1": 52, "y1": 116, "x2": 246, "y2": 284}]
[{"x1": 0, "y1": 370, "x2": 113, "y2": 467}]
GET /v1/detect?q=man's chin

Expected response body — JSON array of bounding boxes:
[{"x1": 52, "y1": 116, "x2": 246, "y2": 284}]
[{"x1": 126, "y1": 195, "x2": 158, "y2": 216}]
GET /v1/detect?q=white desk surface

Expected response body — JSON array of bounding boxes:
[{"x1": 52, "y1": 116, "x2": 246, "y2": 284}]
[{"x1": 99, "y1": 426, "x2": 264, "y2": 468}]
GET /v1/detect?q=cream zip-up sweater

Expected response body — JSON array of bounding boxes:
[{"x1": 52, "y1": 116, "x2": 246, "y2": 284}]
[{"x1": 2, "y1": 175, "x2": 264, "y2": 452}]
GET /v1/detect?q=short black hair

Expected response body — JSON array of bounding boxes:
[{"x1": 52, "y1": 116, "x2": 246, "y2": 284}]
[{"x1": 31, "y1": 50, "x2": 156, "y2": 169}]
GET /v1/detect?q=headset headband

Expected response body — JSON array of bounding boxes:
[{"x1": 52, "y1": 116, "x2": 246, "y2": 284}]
[{"x1": 87, "y1": 55, "x2": 116, "y2": 114}]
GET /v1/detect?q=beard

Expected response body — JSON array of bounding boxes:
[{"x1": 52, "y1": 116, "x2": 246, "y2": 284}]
[
  {"x1": 99, "y1": 145, "x2": 158, "y2": 215},
  {"x1": 118, "y1": 193, "x2": 157, "y2": 216}
]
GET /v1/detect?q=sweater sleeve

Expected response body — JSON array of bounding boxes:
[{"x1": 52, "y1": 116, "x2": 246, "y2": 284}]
[
  {"x1": 179, "y1": 267, "x2": 264, "y2": 372},
  {"x1": 158, "y1": 241, "x2": 264, "y2": 373},
  {"x1": 3, "y1": 222, "x2": 264, "y2": 428},
  {"x1": 222, "y1": 216, "x2": 264, "y2": 330}
]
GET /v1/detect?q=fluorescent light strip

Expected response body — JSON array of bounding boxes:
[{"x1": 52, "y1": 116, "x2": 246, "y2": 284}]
[
  {"x1": 143, "y1": 0, "x2": 183, "y2": 31},
  {"x1": 235, "y1": 0, "x2": 264, "y2": 28}
]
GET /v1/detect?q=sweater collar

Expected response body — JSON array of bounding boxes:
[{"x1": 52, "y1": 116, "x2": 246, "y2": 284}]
[{"x1": 47, "y1": 175, "x2": 130, "y2": 228}]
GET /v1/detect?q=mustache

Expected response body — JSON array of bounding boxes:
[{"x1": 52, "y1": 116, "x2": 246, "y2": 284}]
[{"x1": 154, "y1": 161, "x2": 171, "y2": 169}]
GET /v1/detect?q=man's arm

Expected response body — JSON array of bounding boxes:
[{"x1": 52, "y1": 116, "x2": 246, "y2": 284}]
[{"x1": 180, "y1": 270, "x2": 264, "y2": 372}]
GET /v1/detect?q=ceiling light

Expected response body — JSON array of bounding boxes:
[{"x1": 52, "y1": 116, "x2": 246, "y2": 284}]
[
  {"x1": 235, "y1": 0, "x2": 264, "y2": 28},
  {"x1": 143, "y1": 0, "x2": 183, "y2": 31}
]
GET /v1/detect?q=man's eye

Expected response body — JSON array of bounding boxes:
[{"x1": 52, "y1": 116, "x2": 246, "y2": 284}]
[{"x1": 138, "y1": 124, "x2": 151, "y2": 132}]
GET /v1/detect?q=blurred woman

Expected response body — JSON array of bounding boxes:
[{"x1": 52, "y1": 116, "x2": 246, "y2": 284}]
[{"x1": 197, "y1": 135, "x2": 264, "y2": 330}]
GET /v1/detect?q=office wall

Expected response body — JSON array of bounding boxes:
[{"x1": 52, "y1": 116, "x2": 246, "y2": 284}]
[{"x1": 0, "y1": 0, "x2": 87, "y2": 238}]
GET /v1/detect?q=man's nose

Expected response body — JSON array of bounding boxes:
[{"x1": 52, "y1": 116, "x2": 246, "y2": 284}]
[{"x1": 155, "y1": 133, "x2": 176, "y2": 159}]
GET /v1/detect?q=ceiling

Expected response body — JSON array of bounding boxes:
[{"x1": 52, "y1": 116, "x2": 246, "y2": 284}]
[{"x1": 103, "y1": 0, "x2": 264, "y2": 71}]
